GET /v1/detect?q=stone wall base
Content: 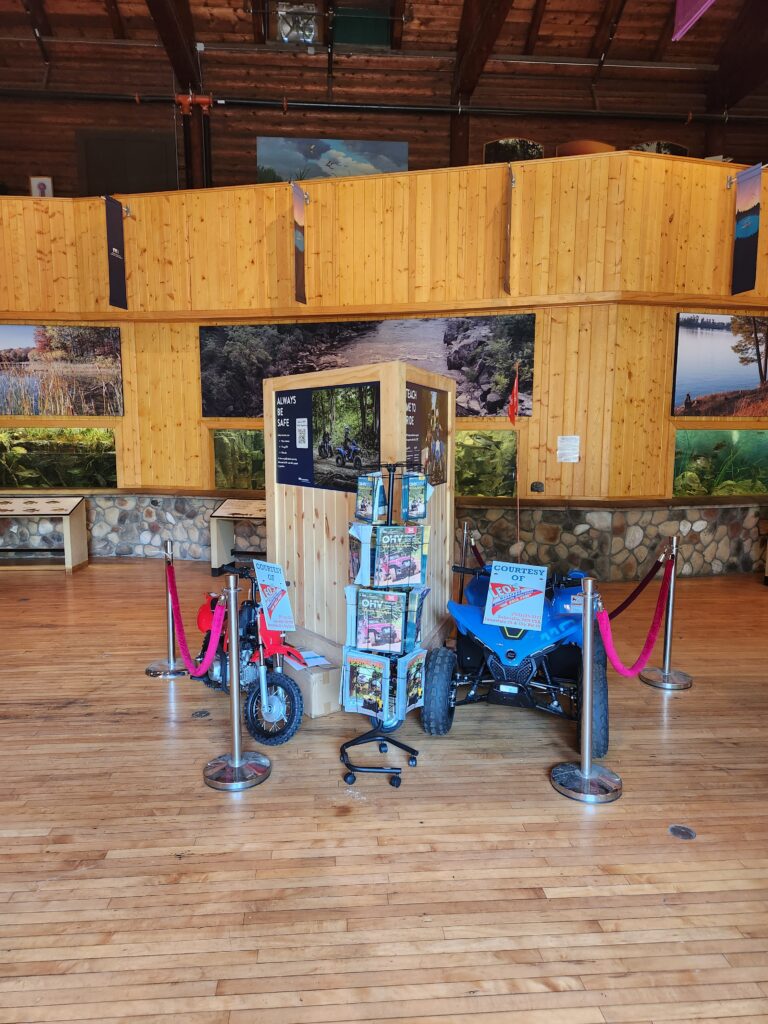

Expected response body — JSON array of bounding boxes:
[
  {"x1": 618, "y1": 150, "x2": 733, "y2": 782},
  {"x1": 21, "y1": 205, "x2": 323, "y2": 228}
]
[{"x1": 1, "y1": 494, "x2": 765, "y2": 581}]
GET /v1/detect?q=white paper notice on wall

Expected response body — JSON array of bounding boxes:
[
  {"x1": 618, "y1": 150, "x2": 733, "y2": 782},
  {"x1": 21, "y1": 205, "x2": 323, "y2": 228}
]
[{"x1": 556, "y1": 435, "x2": 581, "y2": 463}]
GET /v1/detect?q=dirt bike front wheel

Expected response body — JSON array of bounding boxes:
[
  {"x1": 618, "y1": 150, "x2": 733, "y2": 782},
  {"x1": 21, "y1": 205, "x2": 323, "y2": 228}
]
[{"x1": 244, "y1": 672, "x2": 303, "y2": 746}]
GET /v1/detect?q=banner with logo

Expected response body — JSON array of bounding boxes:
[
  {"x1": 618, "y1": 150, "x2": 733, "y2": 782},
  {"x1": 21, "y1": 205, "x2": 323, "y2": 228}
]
[
  {"x1": 292, "y1": 182, "x2": 307, "y2": 304},
  {"x1": 105, "y1": 196, "x2": 127, "y2": 309},
  {"x1": 482, "y1": 561, "x2": 547, "y2": 631},
  {"x1": 732, "y1": 163, "x2": 762, "y2": 296},
  {"x1": 253, "y1": 559, "x2": 295, "y2": 632}
]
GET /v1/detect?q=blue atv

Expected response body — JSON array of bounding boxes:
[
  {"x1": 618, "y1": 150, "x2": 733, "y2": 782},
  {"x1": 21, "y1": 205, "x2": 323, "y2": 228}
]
[
  {"x1": 422, "y1": 562, "x2": 609, "y2": 756},
  {"x1": 335, "y1": 437, "x2": 363, "y2": 471}
]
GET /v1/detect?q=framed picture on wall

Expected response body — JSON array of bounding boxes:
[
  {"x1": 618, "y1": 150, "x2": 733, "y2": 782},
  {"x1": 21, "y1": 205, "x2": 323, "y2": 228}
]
[
  {"x1": 29, "y1": 177, "x2": 54, "y2": 198},
  {"x1": 672, "y1": 312, "x2": 768, "y2": 417}
]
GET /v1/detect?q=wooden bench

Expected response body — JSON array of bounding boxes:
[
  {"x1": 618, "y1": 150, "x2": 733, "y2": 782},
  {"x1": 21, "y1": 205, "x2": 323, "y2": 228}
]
[
  {"x1": 0, "y1": 496, "x2": 88, "y2": 573},
  {"x1": 209, "y1": 497, "x2": 267, "y2": 575}
]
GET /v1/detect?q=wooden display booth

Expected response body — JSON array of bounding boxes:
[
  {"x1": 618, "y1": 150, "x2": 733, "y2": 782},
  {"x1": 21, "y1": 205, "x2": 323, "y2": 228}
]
[{"x1": 263, "y1": 360, "x2": 455, "y2": 716}]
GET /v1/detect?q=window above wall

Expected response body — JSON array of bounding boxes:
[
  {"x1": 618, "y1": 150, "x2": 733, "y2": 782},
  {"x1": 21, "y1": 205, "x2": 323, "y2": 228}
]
[{"x1": 269, "y1": 0, "x2": 392, "y2": 49}]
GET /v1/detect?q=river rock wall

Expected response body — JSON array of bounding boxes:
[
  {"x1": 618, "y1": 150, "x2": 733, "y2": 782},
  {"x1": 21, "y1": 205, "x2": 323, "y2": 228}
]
[
  {"x1": 1, "y1": 494, "x2": 765, "y2": 578},
  {"x1": 456, "y1": 503, "x2": 768, "y2": 580}
]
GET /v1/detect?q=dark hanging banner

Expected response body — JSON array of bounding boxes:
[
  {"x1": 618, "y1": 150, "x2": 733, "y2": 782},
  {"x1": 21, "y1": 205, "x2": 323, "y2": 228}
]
[
  {"x1": 503, "y1": 164, "x2": 514, "y2": 295},
  {"x1": 291, "y1": 182, "x2": 307, "y2": 304},
  {"x1": 105, "y1": 196, "x2": 128, "y2": 310},
  {"x1": 732, "y1": 164, "x2": 762, "y2": 296}
]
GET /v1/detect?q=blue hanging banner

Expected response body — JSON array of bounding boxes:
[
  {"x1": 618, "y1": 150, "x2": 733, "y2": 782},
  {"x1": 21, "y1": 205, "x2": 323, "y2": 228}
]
[{"x1": 732, "y1": 163, "x2": 762, "y2": 296}]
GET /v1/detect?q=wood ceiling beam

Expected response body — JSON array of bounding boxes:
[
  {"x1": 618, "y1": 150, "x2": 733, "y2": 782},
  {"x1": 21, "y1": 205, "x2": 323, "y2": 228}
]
[
  {"x1": 20, "y1": 0, "x2": 53, "y2": 41},
  {"x1": 652, "y1": 5, "x2": 674, "y2": 62},
  {"x1": 391, "y1": 0, "x2": 406, "y2": 49},
  {"x1": 524, "y1": 0, "x2": 547, "y2": 55},
  {"x1": 452, "y1": 0, "x2": 515, "y2": 102},
  {"x1": 104, "y1": 0, "x2": 126, "y2": 40},
  {"x1": 590, "y1": 0, "x2": 629, "y2": 60},
  {"x1": 145, "y1": 0, "x2": 200, "y2": 91},
  {"x1": 251, "y1": 0, "x2": 266, "y2": 45},
  {"x1": 708, "y1": 0, "x2": 768, "y2": 111}
]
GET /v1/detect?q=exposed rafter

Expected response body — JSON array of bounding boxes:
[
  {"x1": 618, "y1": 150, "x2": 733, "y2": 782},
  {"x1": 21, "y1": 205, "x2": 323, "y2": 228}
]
[
  {"x1": 590, "y1": 0, "x2": 629, "y2": 60},
  {"x1": 708, "y1": 0, "x2": 768, "y2": 111},
  {"x1": 144, "y1": 0, "x2": 201, "y2": 92},
  {"x1": 652, "y1": 5, "x2": 675, "y2": 62},
  {"x1": 250, "y1": 0, "x2": 266, "y2": 44},
  {"x1": 20, "y1": 0, "x2": 53, "y2": 40},
  {"x1": 524, "y1": 0, "x2": 547, "y2": 55},
  {"x1": 104, "y1": 0, "x2": 126, "y2": 40},
  {"x1": 452, "y1": 0, "x2": 515, "y2": 103},
  {"x1": 391, "y1": 0, "x2": 406, "y2": 49}
]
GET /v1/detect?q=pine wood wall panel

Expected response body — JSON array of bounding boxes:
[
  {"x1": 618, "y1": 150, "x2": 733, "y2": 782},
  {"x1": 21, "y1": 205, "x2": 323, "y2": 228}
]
[{"x1": 2, "y1": 153, "x2": 768, "y2": 500}]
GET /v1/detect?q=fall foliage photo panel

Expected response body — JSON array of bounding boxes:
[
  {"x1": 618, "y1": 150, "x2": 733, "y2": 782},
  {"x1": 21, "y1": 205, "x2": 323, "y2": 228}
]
[{"x1": 0, "y1": 325, "x2": 123, "y2": 417}]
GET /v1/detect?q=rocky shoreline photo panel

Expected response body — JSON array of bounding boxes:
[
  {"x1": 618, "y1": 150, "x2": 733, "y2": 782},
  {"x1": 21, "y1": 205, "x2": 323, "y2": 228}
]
[{"x1": 199, "y1": 314, "x2": 535, "y2": 420}]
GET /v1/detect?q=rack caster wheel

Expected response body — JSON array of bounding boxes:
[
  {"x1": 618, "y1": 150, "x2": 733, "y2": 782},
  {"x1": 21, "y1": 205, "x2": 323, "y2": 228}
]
[
  {"x1": 344, "y1": 772, "x2": 356, "y2": 785},
  {"x1": 389, "y1": 775, "x2": 401, "y2": 788},
  {"x1": 379, "y1": 742, "x2": 388, "y2": 754},
  {"x1": 408, "y1": 757, "x2": 417, "y2": 767}
]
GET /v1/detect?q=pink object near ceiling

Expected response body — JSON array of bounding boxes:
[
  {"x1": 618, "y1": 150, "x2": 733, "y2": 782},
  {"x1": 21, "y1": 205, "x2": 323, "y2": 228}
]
[{"x1": 672, "y1": 0, "x2": 719, "y2": 41}]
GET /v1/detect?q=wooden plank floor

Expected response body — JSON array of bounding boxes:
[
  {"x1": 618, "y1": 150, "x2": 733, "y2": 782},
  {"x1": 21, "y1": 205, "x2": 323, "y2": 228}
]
[{"x1": 1, "y1": 559, "x2": 767, "y2": 1024}]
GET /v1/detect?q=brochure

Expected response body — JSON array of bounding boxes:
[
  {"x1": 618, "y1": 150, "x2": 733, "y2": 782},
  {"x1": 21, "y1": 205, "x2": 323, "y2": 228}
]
[
  {"x1": 404, "y1": 585, "x2": 430, "y2": 650},
  {"x1": 373, "y1": 525, "x2": 426, "y2": 587},
  {"x1": 396, "y1": 648, "x2": 426, "y2": 717},
  {"x1": 356, "y1": 588, "x2": 407, "y2": 655},
  {"x1": 355, "y1": 472, "x2": 387, "y2": 524},
  {"x1": 400, "y1": 471, "x2": 432, "y2": 521}
]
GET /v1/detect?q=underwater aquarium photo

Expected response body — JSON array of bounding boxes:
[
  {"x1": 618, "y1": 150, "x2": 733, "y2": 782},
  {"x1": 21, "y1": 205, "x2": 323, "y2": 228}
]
[
  {"x1": 0, "y1": 428, "x2": 117, "y2": 489},
  {"x1": 673, "y1": 430, "x2": 768, "y2": 497},
  {"x1": 455, "y1": 430, "x2": 517, "y2": 498},
  {"x1": 213, "y1": 430, "x2": 265, "y2": 490}
]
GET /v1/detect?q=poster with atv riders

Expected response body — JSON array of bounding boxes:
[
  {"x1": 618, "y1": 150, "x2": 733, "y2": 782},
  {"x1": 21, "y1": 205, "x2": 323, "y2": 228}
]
[
  {"x1": 405, "y1": 383, "x2": 448, "y2": 485},
  {"x1": 274, "y1": 381, "x2": 380, "y2": 492}
]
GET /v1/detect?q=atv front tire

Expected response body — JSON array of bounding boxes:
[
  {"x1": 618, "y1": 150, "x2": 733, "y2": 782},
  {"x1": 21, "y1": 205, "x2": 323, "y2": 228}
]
[
  {"x1": 421, "y1": 647, "x2": 457, "y2": 735},
  {"x1": 576, "y1": 631, "x2": 609, "y2": 758}
]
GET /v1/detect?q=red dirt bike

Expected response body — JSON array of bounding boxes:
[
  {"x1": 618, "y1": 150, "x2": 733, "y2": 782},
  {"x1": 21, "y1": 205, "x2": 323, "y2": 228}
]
[{"x1": 196, "y1": 564, "x2": 305, "y2": 745}]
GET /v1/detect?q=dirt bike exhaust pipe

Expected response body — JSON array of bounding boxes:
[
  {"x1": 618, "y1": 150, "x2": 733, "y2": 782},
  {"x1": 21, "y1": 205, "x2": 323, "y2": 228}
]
[
  {"x1": 203, "y1": 574, "x2": 272, "y2": 791},
  {"x1": 550, "y1": 577, "x2": 622, "y2": 804}
]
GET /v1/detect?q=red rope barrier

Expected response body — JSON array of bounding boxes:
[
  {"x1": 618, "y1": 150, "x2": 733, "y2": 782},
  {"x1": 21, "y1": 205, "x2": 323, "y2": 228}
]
[
  {"x1": 608, "y1": 554, "x2": 665, "y2": 620},
  {"x1": 597, "y1": 557, "x2": 673, "y2": 677},
  {"x1": 166, "y1": 563, "x2": 227, "y2": 677}
]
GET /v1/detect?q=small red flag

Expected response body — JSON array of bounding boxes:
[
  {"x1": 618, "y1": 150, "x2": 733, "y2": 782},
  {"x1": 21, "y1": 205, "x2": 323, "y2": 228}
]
[{"x1": 508, "y1": 368, "x2": 519, "y2": 424}]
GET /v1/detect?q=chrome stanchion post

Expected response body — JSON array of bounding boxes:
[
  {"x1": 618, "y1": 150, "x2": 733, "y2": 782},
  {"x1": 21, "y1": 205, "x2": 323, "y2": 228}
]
[
  {"x1": 639, "y1": 536, "x2": 693, "y2": 691},
  {"x1": 203, "y1": 574, "x2": 271, "y2": 791},
  {"x1": 145, "y1": 540, "x2": 187, "y2": 679},
  {"x1": 551, "y1": 577, "x2": 622, "y2": 804}
]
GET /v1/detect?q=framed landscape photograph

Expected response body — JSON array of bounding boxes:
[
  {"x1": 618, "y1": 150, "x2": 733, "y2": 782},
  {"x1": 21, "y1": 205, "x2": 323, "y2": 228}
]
[{"x1": 672, "y1": 313, "x2": 768, "y2": 417}]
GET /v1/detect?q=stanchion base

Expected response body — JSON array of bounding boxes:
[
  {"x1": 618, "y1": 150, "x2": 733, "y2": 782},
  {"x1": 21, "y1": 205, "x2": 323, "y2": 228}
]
[
  {"x1": 203, "y1": 752, "x2": 271, "y2": 791},
  {"x1": 550, "y1": 762, "x2": 622, "y2": 804},
  {"x1": 638, "y1": 666, "x2": 693, "y2": 690},
  {"x1": 145, "y1": 659, "x2": 188, "y2": 679}
]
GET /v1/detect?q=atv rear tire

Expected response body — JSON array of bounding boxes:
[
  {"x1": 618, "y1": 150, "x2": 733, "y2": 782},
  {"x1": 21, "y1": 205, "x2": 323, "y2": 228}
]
[
  {"x1": 576, "y1": 631, "x2": 609, "y2": 758},
  {"x1": 421, "y1": 647, "x2": 457, "y2": 736}
]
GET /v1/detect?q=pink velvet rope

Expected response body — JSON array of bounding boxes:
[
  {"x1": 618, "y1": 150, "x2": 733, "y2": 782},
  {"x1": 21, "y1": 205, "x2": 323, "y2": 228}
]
[
  {"x1": 597, "y1": 557, "x2": 674, "y2": 678},
  {"x1": 166, "y1": 562, "x2": 227, "y2": 676}
]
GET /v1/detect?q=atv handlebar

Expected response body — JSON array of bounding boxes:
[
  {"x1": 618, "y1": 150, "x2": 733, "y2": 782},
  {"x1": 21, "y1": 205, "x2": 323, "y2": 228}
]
[{"x1": 451, "y1": 564, "x2": 489, "y2": 577}]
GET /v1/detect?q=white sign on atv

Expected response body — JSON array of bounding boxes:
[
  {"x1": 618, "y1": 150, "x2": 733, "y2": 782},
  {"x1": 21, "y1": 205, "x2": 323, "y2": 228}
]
[
  {"x1": 253, "y1": 560, "x2": 295, "y2": 632},
  {"x1": 482, "y1": 561, "x2": 548, "y2": 631}
]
